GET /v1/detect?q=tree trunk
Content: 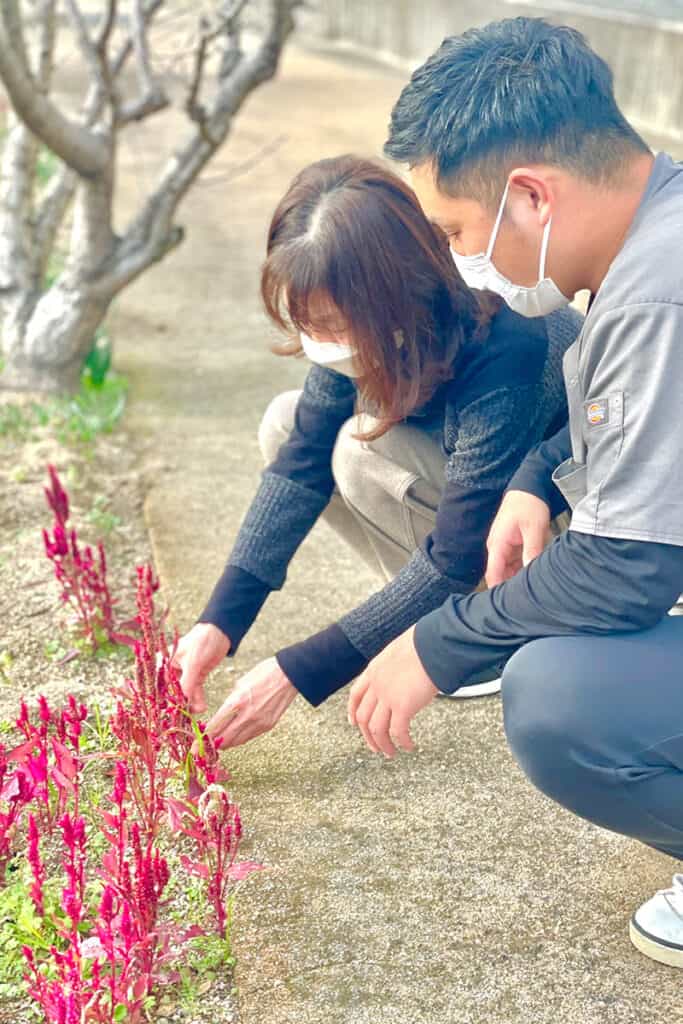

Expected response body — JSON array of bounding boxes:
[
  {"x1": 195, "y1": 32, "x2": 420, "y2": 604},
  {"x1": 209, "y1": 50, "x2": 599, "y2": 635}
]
[
  {"x1": 0, "y1": 0, "x2": 298, "y2": 394},
  {"x1": 1, "y1": 279, "x2": 112, "y2": 393}
]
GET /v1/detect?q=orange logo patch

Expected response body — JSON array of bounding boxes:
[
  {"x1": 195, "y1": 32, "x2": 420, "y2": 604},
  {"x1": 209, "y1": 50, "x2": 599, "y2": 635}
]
[{"x1": 586, "y1": 400, "x2": 608, "y2": 427}]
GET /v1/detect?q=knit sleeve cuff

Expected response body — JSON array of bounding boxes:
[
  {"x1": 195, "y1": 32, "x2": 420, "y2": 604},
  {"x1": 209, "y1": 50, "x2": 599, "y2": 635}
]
[{"x1": 276, "y1": 623, "x2": 368, "y2": 707}]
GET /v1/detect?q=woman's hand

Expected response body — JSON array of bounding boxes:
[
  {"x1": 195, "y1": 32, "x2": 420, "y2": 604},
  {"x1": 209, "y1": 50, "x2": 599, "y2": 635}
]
[
  {"x1": 204, "y1": 657, "x2": 299, "y2": 749},
  {"x1": 174, "y1": 622, "x2": 231, "y2": 715},
  {"x1": 348, "y1": 626, "x2": 438, "y2": 757}
]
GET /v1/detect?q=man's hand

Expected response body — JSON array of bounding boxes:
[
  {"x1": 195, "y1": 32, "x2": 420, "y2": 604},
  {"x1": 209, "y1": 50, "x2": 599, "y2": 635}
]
[
  {"x1": 204, "y1": 657, "x2": 298, "y2": 749},
  {"x1": 348, "y1": 626, "x2": 439, "y2": 758},
  {"x1": 485, "y1": 490, "x2": 551, "y2": 587},
  {"x1": 174, "y1": 622, "x2": 231, "y2": 715}
]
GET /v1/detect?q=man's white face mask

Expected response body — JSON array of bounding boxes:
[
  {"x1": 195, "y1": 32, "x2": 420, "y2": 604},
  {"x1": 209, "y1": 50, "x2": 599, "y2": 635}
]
[
  {"x1": 300, "y1": 331, "x2": 360, "y2": 378},
  {"x1": 451, "y1": 180, "x2": 570, "y2": 318}
]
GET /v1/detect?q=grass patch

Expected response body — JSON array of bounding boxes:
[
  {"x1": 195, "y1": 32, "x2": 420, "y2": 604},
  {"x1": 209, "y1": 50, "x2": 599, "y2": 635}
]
[{"x1": 0, "y1": 372, "x2": 128, "y2": 446}]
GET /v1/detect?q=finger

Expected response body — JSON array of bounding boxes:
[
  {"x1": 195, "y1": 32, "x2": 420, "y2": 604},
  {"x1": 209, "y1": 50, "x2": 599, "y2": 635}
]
[
  {"x1": 188, "y1": 690, "x2": 208, "y2": 715},
  {"x1": 485, "y1": 544, "x2": 514, "y2": 587},
  {"x1": 204, "y1": 694, "x2": 244, "y2": 741},
  {"x1": 367, "y1": 701, "x2": 396, "y2": 758},
  {"x1": 389, "y1": 710, "x2": 415, "y2": 753},
  {"x1": 179, "y1": 662, "x2": 208, "y2": 714},
  {"x1": 348, "y1": 675, "x2": 370, "y2": 726},
  {"x1": 521, "y1": 523, "x2": 548, "y2": 567},
  {"x1": 212, "y1": 713, "x2": 261, "y2": 750},
  {"x1": 354, "y1": 690, "x2": 381, "y2": 754}
]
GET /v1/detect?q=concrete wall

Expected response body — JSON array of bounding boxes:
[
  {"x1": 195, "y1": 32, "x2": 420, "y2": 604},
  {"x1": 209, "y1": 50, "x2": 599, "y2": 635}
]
[{"x1": 303, "y1": 1, "x2": 683, "y2": 142}]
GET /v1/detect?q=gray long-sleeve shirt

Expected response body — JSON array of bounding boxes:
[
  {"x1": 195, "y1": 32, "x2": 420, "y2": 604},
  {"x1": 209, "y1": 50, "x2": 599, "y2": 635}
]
[{"x1": 414, "y1": 152, "x2": 683, "y2": 690}]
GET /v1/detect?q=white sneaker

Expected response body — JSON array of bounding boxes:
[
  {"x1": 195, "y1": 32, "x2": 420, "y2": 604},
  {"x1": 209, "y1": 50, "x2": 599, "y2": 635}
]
[
  {"x1": 630, "y1": 874, "x2": 683, "y2": 968},
  {"x1": 440, "y1": 677, "x2": 502, "y2": 699}
]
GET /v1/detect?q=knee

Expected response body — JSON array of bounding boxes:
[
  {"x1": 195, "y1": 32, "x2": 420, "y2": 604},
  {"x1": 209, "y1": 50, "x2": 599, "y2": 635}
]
[
  {"x1": 331, "y1": 414, "x2": 381, "y2": 511},
  {"x1": 257, "y1": 390, "x2": 301, "y2": 465},
  {"x1": 502, "y1": 640, "x2": 586, "y2": 799}
]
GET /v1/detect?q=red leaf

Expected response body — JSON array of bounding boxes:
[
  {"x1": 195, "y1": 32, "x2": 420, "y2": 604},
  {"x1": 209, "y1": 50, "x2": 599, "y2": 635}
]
[
  {"x1": 49, "y1": 767, "x2": 75, "y2": 794},
  {"x1": 108, "y1": 632, "x2": 137, "y2": 649},
  {"x1": 116, "y1": 618, "x2": 140, "y2": 634},
  {"x1": 166, "y1": 797, "x2": 192, "y2": 833},
  {"x1": 187, "y1": 774, "x2": 204, "y2": 801},
  {"x1": 5, "y1": 739, "x2": 36, "y2": 764},
  {"x1": 132, "y1": 975, "x2": 150, "y2": 1000},
  {"x1": 0, "y1": 774, "x2": 21, "y2": 801},
  {"x1": 228, "y1": 861, "x2": 265, "y2": 882},
  {"x1": 180, "y1": 855, "x2": 209, "y2": 879},
  {"x1": 100, "y1": 849, "x2": 118, "y2": 877},
  {"x1": 51, "y1": 738, "x2": 78, "y2": 781}
]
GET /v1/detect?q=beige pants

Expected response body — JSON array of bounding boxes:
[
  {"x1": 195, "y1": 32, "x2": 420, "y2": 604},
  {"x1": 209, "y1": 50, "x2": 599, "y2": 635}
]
[{"x1": 258, "y1": 391, "x2": 447, "y2": 582}]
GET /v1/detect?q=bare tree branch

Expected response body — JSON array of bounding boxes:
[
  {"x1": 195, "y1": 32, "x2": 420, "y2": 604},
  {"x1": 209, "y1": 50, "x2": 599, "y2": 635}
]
[
  {"x1": 68, "y1": 163, "x2": 116, "y2": 275},
  {"x1": 131, "y1": 0, "x2": 159, "y2": 94},
  {"x1": 111, "y1": 0, "x2": 164, "y2": 78},
  {"x1": 95, "y1": 0, "x2": 118, "y2": 56},
  {"x1": 0, "y1": 0, "x2": 109, "y2": 177},
  {"x1": 185, "y1": 14, "x2": 212, "y2": 131},
  {"x1": 186, "y1": 0, "x2": 247, "y2": 138},
  {"x1": 64, "y1": 0, "x2": 104, "y2": 85},
  {"x1": 2, "y1": 0, "x2": 29, "y2": 70},
  {"x1": 0, "y1": 1, "x2": 59, "y2": 298},
  {"x1": 197, "y1": 132, "x2": 287, "y2": 187},
  {"x1": 35, "y1": 0, "x2": 58, "y2": 91},
  {"x1": 0, "y1": 118, "x2": 37, "y2": 294},
  {"x1": 31, "y1": 0, "x2": 166, "y2": 278},
  {"x1": 117, "y1": 0, "x2": 169, "y2": 124},
  {"x1": 34, "y1": 164, "x2": 77, "y2": 281},
  {"x1": 99, "y1": 0, "x2": 300, "y2": 295}
]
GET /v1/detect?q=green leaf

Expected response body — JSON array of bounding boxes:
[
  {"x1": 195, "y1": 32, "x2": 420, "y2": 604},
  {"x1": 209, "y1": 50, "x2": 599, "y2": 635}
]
[
  {"x1": 113, "y1": 1004, "x2": 128, "y2": 1022},
  {"x1": 83, "y1": 330, "x2": 112, "y2": 387}
]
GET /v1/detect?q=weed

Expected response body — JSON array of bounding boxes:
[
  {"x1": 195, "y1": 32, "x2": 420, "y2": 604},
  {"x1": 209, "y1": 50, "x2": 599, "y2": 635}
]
[
  {"x1": 0, "y1": 364, "x2": 127, "y2": 447},
  {"x1": 86, "y1": 495, "x2": 122, "y2": 535},
  {"x1": 0, "y1": 650, "x2": 13, "y2": 684}
]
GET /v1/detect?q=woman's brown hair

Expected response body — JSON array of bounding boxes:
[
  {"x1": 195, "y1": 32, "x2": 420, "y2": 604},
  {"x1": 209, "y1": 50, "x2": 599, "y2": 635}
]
[{"x1": 261, "y1": 155, "x2": 497, "y2": 440}]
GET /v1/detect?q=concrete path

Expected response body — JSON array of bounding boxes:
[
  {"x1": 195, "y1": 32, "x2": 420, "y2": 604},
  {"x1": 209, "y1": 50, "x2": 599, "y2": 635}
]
[{"x1": 112, "y1": 44, "x2": 682, "y2": 1024}]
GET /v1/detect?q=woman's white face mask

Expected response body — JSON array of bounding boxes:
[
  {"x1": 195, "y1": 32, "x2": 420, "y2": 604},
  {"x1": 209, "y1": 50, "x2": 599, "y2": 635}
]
[
  {"x1": 300, "y1": 331, "x2": 360, "y2": 378},
  {"x1": 451, "y1": 181, "x2": 570, "y2": 318}
]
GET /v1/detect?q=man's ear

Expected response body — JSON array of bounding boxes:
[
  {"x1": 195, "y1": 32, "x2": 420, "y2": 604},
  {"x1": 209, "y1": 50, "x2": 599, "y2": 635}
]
[{"x1": 507, "y1": 168, "x2": 554, "y2": 227}]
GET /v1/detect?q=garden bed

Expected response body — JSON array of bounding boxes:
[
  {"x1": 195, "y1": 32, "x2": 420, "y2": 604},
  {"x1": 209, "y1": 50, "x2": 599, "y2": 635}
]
[{"x1": 0, "y1": 392, "x2": 241, "y2": 1024}]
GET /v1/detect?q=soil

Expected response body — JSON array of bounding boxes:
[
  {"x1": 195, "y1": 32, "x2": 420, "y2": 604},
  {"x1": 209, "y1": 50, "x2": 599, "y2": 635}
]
[
  {"x1": 0, "y1": 394, "x2": 150, "y2": 722},
  {"x1": 0, "y1": 392, "x2": 238, "y2": 1024}
]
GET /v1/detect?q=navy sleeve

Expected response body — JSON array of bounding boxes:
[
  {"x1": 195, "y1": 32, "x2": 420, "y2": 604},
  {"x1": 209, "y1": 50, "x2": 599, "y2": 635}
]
[
  {"x1": 275, "y1": 385, "x2": 565, "y2": 704},
  {"x1": 414, "y1": 532, "x2": 683, "y2": 693},
  {"x1": 198, "y1": 566, "x2": 271, "y2": 651},
  {"x1": 276, "y1": 624, "x2": 368, "y2": 707},
  {"x1": 198, "y1": 365, "x2": 355, "y2": 651},
  {"x1": 506, "y1": 423, "x2": 571, "y2": 518}
]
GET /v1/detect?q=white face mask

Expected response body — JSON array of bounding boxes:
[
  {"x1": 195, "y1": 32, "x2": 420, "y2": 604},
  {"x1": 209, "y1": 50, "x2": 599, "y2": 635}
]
[
  {"x1": 451, "y1": 180, "x2": 570, "y2": 318},
  {"x1": 300, "y1": 331, "x2": 360, "y2": 378}
]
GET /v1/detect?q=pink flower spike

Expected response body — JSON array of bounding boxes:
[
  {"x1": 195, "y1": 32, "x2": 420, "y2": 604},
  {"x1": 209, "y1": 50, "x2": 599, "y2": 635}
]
[
  {"x1": 27, "y1": 814, "x2": 45, "y2": 916},
  {"x1": 113, "y1": 761, "x2": 127, "y2": 805},
  {"x1": 38, "y1": 696, "x2": 51, "y2": 724},
  {"x1": 45, "y1": 465, "x2": 70, "y2": 525}
]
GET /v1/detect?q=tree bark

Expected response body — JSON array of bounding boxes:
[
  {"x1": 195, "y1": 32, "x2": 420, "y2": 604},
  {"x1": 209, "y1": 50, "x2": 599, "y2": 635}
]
[{"x1": 0, "y1": 0, "x2": 299, "y2": 394}]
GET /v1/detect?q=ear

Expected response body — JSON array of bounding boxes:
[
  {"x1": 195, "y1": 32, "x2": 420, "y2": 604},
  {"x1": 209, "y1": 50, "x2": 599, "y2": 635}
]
[{"x1": 507, "y1": 168, "x2": 554, "y2": 227}]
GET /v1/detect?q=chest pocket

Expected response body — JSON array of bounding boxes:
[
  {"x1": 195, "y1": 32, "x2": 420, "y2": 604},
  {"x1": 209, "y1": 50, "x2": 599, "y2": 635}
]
[{"x1": 552, "y1": 390, "x2": 625, "y2": 510}]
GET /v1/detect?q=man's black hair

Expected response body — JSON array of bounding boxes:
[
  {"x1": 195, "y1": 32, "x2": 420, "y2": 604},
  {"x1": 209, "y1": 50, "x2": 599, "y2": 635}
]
[{"x1": 385, "y1": 17, "x2": 649, "y2": 203}]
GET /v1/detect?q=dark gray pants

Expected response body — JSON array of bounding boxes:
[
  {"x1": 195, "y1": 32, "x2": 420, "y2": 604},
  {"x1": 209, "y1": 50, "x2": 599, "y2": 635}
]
[{"x1": 502, "y1": 614, "x2": 683, "y2": 860}]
